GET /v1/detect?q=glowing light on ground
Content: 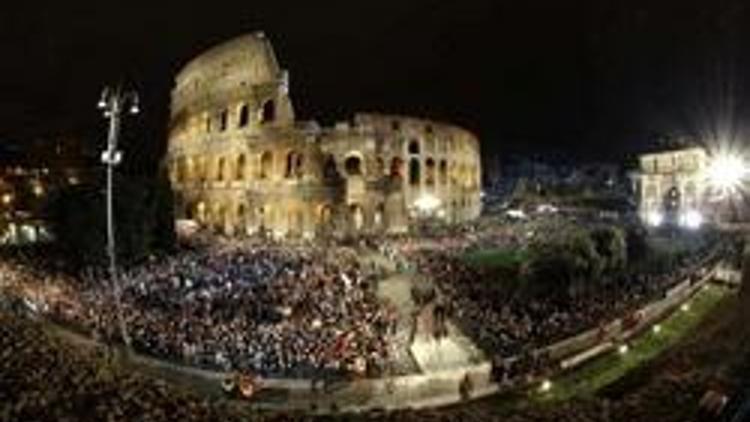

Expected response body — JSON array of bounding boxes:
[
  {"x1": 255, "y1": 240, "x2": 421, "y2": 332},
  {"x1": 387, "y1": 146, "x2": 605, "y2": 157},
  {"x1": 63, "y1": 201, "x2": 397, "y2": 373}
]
[
  {"x1": 647, "y1": 211, "x2": 664, "y2": 227},
  {"x1": 680, "y1": 210, "x2": 703, "y2": 230},
  {"x1": 617, "y1": 344, "x2": 629, "y2": 355},
  {"x1": 414, "y1": 194, "x2": 441, "y2": 213}
]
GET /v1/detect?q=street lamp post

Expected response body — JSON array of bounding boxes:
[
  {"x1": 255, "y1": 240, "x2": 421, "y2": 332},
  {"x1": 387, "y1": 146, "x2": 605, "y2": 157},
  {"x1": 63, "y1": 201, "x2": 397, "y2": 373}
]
[{"x1": 98, "y1": 86, "x2": 139, "y2": 351}]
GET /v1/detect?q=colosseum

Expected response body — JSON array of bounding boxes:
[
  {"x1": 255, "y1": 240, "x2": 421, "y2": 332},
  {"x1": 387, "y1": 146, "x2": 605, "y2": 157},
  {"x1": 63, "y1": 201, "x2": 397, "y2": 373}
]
[{"x1": 166, "y1": 32, "x2": 482, "y2": 239}]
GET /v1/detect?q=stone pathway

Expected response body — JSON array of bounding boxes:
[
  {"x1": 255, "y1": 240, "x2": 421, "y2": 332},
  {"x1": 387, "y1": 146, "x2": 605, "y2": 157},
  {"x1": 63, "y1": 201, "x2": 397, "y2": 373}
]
[{"x1": 376, "y1": 273, "x2": 421, "y2": 375}]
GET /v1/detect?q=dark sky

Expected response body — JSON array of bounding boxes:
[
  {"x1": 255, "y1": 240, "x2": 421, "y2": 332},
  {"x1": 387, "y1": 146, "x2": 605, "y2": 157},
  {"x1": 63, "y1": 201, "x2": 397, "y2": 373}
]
[{"x1": 1, "y1": 0, "x2": 749, "y2": 169}]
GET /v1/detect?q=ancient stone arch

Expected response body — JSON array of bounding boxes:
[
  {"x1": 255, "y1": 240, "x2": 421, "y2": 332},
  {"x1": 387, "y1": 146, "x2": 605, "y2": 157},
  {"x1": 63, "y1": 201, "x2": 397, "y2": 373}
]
[
  {"x1": 236, "y1": 154, "x2": 247, "y2": 180},
  {"x1": 408, "y1": 139, "x2": 420, "y2": 155},
  {"x1": 238, "y1": 104, "x2": 250, "y2": 128},
  {"x1": 344, "y1": 153, "x2": 364, "y2": 177},
  {"x1": 425, "y1": 157, "x2": 436, "y2": 187},
  {"x1": 409, "y1": 158, "x2": 421, "y2": 186},
  {"x1": 323, "y1": 154, "x2": 341, "y2": 181},
  {"x1": 439, "y1": 159, "x2": 448, "y2": 185},
  {"x1": 261, "y1": 99, "x2": 276, "y2": 123},
  {"x1": 260, "y1": 151, "x2": 273, "y2": 179}
]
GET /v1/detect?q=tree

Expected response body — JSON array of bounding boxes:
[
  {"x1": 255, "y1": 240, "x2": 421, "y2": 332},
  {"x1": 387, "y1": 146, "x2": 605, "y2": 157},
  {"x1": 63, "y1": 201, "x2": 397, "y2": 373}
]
[
  {"x1": 44, "y1": 174, "x2": 175, "y2": 269},
  {"x1": 524, "y1": 227, "x2": 604, "y2": 297},
  {"x1": 591, "y1": 226, "x2": 627, "y2": 273}
]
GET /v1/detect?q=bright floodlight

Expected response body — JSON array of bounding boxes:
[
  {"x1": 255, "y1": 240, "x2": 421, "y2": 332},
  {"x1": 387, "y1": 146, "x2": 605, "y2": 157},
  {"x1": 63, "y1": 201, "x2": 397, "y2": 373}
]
[
  {"x1": 539, "y1": 379, "x2": 552, "y2": 393},
  {"x1": 414, "y1": 194, "x2": 441, "y2": 212},
  {"x1": 681, "y1": 210, "x2": 703, "y2": 230},
  {"x1": 647, "y1": 211, "x2": 664, "y2": 227},
  {"x1": 707, "y1": 153, "x2": 748, "y2": 194}
]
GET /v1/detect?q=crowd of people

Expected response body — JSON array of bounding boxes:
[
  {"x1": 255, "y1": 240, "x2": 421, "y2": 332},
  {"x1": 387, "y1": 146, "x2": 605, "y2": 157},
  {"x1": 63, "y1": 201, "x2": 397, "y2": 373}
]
[
  {"x1": 1, "y1": 243, "x2": 398, "y2": 380},
  {"x1": 0, "y1": 299, "x2": 727, "y2": 422},
  {"x1": 0, "y1": 208, "x2": 740, "y2": 421},
  {"x1": 0, "y1": 308, "x2": 256, "y2": 422},
  {"x1": 416, "y1": 231, "x2": 731, "y2": 384}
]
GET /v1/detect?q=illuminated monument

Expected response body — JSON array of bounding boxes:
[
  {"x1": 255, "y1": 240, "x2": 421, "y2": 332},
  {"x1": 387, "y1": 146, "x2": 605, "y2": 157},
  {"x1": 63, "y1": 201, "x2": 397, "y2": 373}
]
[
  {"x1": 166, "y1": 33, "x2": 481, "y2": 238},
  {"x1": 633, "y1": 146, "x2": 709, "y2": 228}
]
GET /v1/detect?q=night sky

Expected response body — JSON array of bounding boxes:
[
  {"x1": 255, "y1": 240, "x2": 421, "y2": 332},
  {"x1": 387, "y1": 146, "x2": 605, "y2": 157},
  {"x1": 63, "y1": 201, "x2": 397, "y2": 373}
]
[{"x1": 1, "y1": 0, "x2": 749, "y2": 170}]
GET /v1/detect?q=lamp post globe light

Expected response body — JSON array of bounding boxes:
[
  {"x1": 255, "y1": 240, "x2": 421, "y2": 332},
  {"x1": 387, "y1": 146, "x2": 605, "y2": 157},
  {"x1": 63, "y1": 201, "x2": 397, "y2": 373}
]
[{"x1": 98, "y1": 85, "x2": 139, "y2": 350}]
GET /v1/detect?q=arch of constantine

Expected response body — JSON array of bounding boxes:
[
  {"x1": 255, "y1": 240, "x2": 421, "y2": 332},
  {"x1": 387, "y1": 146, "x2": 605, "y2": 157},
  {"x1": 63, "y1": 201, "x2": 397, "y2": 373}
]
[
  {"x1": 633, "y1": 146, "x2": 709, "y2": 226},
  {"x1": 166, "y1": 32, "x2": 482, "y2": 238}
]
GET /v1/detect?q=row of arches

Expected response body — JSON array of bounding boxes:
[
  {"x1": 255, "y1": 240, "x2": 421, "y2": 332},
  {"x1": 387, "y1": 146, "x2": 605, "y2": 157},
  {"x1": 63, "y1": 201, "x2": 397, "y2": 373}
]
[
  {"x1": 172, "y1": 151, "x2": 478, "y2": 188},
  {"x1": 204, "y1": 100, "x2": 276, "y2": 134},
  {"x1": 405, "y1": 137, "x2": 473, "y2": 156},
  {"x1": 186, "y1": 200, "x2": 387, "y2": 236},
  {"x1": 172, "y1": 149, "x2": 299, "y2": 184}
]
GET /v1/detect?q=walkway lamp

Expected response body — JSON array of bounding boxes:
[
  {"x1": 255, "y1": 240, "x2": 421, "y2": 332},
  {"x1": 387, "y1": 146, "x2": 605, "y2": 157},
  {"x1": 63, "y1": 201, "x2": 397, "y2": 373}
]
[{"x1": 98, "y1": 85, "x2": 139, "y2": 350}]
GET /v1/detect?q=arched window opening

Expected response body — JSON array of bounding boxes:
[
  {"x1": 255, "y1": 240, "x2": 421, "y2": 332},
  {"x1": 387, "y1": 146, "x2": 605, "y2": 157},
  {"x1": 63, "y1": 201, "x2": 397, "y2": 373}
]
[
  {"x1": 260, "y1": 151, "x2": 273, "y2": 180},
  {"x1": 295, "y1": 153, "x2": 304, "y2": 178},
  {"x1": 198, "y1": 157, "x2": 207, "y2": 183},
  {"x1": 261, "y1": 100, "x2": 276, "y2": 123},
  {"x1": 237, "y1": 204, "x2": 246, "y2": 233},
  {"x1": 217, "y1": 157, "x2": 226, "y2": 181},
  {"x1": 258, "y1": 206, "x2": 267, "y2": 230},
  {"x1": 285, "y1": 151, "x2": 303, "y2": 179},
  {"x1": 238, "y1": 104, "x2": 250, "y2": 128},
  {"x1": 219, "y1": 109, "x2": 228, "y2": 131},
  {"x1": 409, "y1": 158, "x2": 421, "y2": 186},
  {"x1": 408, "y1": 140, "x2": 420, "y2": 155},
  {"x1": 439, "y1": 160, "x2": 448, "y2": 185},
  {"x1": 323, "y1": 155, "x2": 341, "y2": 181},
  {"x1": 216, "y1": 205, "x2": 227, "y2": 234},
  {"x1": 236, "y1": 154, "x2": 247, "y2": 180},
  {"x1": 344, "y1": 155, "x2": 363, "y2": 176},
  {"x1": 425, "y1": 158, "x2": 436, "y2": 187}
]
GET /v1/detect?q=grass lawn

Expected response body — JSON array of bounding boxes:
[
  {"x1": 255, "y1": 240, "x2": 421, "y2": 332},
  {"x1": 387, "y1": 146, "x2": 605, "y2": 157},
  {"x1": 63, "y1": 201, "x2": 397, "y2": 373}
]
[
  {"x1": 533, "y1": 284, "x2": 729, "y2": 403},
  {"x1": 462, "y1": 248, "x2": 527, "y2": 270}
]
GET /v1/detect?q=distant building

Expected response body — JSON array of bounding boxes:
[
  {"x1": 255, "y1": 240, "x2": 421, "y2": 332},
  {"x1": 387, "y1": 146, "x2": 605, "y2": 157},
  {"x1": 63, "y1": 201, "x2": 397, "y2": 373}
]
[
  {"x1": 0, "y1": 136, "x2": 94, "y2": 244},
  {"x1": 631, "y1": 146, "x2": 709, "y2": 227},
  {"x1": 166, "y1": 33, "x2": 482, "y2": 239}
]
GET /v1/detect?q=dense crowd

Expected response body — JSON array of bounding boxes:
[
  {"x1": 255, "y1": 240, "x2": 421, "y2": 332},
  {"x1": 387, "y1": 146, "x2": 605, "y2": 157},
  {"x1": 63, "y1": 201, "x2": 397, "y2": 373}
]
[
  {"x1": 0, "y1": 208, "x2": 741, "y2": 422},
  {"x1": 0, "y1": 303, "x2": 729, "y2": 422},
  {"x1": 417, "y1": 234, "x2": 730, "y2": 382},
  {"x1": 1, "y1": 244, "x2": 398, "y2": 379},
  {"x1": 0, "y1": 309, "x2": 254, "y2": 422}
]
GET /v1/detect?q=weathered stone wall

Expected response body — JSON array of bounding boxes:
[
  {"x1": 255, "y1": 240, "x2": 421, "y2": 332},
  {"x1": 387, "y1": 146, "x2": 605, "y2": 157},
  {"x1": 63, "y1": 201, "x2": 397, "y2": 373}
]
[{"x1": 166, "y1": 33, "x2": 482, "y2": 239}]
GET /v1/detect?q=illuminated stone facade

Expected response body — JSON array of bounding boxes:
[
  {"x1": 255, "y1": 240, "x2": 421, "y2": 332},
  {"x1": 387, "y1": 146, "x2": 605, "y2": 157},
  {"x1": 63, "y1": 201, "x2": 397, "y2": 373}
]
[
  {"x1": 166, "y1": 33, "x2": 481, "y2": 238},
  {"x1": 633, "y1": 146, "x2": 708, "y2": 225}
]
